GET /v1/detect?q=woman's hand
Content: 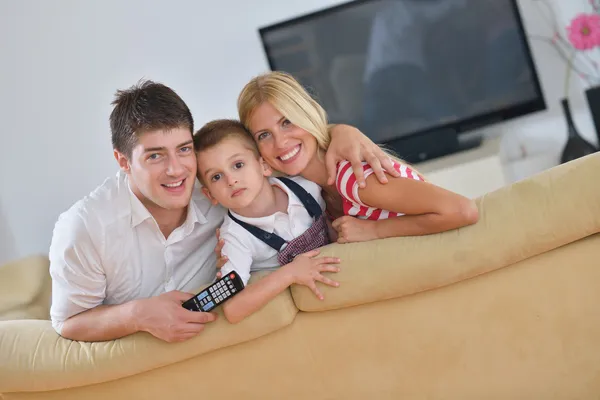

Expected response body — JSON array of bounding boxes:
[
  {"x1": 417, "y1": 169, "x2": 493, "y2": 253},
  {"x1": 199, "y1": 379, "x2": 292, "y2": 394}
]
[
  {"x1": 283, "y1": 249, "x2": 341, "y2": 300},
  {"x1": 326, "y1": 124, "x2": 400, "y2": 188},
  {"x1": 214, "y1": 228, "x2": 228, "y2": 278},
  {"x1": 331, "y1": 216, "x2": 380, "y2": 244}
]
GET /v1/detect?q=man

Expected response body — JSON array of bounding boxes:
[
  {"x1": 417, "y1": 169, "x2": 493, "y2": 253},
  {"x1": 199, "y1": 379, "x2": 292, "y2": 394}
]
[{"x1": 49, "y1": 79, "x2": 399, "y2": 342}]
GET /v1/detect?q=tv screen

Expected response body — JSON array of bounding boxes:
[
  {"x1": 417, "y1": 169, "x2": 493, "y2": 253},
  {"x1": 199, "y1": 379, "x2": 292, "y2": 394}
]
[{"x1": 259, "y1": 0, "x2": 545, "y2": 153}]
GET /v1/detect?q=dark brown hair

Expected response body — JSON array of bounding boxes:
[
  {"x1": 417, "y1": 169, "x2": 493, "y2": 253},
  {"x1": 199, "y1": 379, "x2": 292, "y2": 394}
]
[
  {"x1": 193, "y1": 119, "x2": 258, "y2": 156},
  {"x1": 109, "y1": 80, "x2": 194, "y2": 157},
  {"x1": 193, "y1": 119, "x2": 259, "y2": 184}
]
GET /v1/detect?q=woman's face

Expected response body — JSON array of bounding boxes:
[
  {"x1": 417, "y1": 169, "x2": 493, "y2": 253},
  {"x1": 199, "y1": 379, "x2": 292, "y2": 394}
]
[{"x1": 247, "y1": 101, "x2": 318, "y2": 176}]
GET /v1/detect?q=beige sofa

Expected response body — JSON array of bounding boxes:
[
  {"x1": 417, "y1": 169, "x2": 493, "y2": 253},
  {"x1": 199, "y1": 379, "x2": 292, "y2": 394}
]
[{"x1": 1, "y1": 153, "x2": 600, "y2": 400}]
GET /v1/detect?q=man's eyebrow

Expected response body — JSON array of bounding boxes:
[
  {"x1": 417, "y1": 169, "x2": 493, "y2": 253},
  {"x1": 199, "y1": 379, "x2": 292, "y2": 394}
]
[{"x1": 143, "y1": 140, "x2": 193, "y2": 153}]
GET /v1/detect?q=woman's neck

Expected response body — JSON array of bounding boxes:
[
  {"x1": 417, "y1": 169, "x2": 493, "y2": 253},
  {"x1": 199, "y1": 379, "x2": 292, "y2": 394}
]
[{"x1": 301, "y1": 148, "x2": 338, "y2": 197}]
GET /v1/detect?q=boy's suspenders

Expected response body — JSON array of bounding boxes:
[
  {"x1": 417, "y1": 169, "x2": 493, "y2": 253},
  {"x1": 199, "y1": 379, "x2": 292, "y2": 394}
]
[{"x1": 227, "y1": 177, "x2": 323, "y2": 251}]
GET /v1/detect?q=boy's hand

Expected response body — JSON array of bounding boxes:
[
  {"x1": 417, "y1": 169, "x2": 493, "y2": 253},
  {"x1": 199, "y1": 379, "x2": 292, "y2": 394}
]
[
  {"x1": 214, "y1": 228, "x2": 228, "y2": 278},
  {"x1": 284, "y1": 249, "x2": 341, "y2": 300}
]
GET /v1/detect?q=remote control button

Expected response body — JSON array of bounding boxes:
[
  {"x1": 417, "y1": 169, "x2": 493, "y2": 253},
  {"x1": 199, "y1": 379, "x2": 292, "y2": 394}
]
[
  {"x1": 230, "y1": 273, "x2": 235, "y2": 279},
  {"x1": 232, "y1": 288, "x2": 236, "y2": 293},
  {"x1": 203, "y1": 301, "x2": 214, "y2": 311}
]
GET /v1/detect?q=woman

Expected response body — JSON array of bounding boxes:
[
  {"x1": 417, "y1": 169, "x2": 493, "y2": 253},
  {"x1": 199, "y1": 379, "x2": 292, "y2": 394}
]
[{"x1": 236, "y1": 71, "x2": 479, "y2": 244}]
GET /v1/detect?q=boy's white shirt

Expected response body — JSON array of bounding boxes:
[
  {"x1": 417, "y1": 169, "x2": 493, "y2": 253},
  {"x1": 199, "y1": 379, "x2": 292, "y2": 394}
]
[{"x1": 219, "y1": 176, "x2": 326, "y2": 285}]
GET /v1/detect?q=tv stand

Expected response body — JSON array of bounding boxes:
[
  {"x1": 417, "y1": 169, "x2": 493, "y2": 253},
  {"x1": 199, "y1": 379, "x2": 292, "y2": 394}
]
[{"x1": 382, "y1": 129, "x2": 483, "y2": 164}]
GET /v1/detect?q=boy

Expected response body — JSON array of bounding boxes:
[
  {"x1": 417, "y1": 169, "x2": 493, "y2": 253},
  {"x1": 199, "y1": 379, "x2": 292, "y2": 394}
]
[{"x1": 193, "y1": 119, "x2": 341, "y2": 324}]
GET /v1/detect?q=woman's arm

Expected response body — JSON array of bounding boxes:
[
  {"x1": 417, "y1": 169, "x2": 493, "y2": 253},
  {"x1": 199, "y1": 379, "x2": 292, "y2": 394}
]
[
  {"x1": 326, "y1": 124, "x2": 401, "y2": 187},
  {"x1": 332, "y1": 174, "x2": 479, "y2": 242}
]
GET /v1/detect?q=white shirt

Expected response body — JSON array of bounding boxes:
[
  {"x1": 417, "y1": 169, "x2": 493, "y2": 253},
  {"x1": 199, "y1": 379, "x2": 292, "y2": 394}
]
[
  {"x1": 219, "y1": 176, "x2": 326, "y2": 285},
  {"x1": 49, "y1": 171, "x2": 226, "y2": 334}
]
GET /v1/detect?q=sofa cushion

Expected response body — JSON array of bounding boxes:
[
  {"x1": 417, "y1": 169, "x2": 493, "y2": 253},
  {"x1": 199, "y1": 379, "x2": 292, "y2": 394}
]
[
  {"x1": 291, "y1": 153, "x2": 600, "y2": 312},
  {"x1": 0, "y1": 255, "x2": 51, "y2": 320},
  {"x1": 0, "y1": 271, "x2": 298, "y2": 393}
]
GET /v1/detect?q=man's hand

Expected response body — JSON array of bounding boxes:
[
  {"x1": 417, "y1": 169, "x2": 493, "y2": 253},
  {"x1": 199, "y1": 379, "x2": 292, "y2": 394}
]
[
  {"x1": 133, "y1": 291, "x2": 217, "y2": 343},
  {"x1": 326, "y1": 124, "x2": 400, "y2": 188},
  {"x1": 332, "y1": 216, "x2": 380, "y2": 244},
  {"x1": 214, "y1": 228, "x2": 228, "y2": 278},
  {"x1": 282, "y1": 249, "x2": 341, "y2": 300}
]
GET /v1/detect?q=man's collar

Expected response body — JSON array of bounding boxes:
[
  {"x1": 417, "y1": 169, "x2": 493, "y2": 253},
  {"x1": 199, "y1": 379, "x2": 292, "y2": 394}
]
[{"x1": 127, "y1": 181, "x2": 153, "y2": 228}]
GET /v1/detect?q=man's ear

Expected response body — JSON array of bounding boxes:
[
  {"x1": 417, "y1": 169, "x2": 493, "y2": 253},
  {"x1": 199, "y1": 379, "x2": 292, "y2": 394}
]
[
  {"x1": 201, "y1": 187, "x2": 219, "y2": 206},
  {"x1": 114, "y1": 150, "x2": 131, "y2": 173},
  {"x1": 260, "y1": 157, "x2": 272, "y2": 177}
]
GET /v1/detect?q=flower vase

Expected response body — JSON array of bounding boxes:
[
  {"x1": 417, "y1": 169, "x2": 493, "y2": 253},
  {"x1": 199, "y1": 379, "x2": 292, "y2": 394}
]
[
  {"x1": 585, "y1": 85, "x2": 600, "y2": 145},
  {"x1": 560, "y1": 98, "x2": 598, "y2": 164}
]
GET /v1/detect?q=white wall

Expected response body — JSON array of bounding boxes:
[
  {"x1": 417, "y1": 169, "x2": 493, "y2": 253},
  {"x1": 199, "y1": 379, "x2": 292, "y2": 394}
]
[{"x1": 0, "y1": 0, "x2": 595, "y2": 264}]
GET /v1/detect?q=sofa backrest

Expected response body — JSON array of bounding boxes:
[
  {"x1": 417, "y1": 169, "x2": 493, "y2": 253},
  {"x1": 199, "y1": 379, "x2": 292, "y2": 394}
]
[{"x1": 291, "y1": 153, "x2": 600, "y2": 312}]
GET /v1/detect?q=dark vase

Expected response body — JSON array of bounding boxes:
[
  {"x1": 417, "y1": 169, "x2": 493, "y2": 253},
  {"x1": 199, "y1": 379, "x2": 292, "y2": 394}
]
[
  {"x1": 560, "y1": 98, "x2": 598, "y2": 164},
  {"x1": 585, "y1": 85, "x2": 600, "y2": 145}
]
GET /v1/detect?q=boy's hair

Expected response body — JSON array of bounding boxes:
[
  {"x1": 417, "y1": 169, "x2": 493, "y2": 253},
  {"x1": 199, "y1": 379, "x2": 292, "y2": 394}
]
[
  {"x1": 193, "y1": 119, "x2": 260, "y2": 183},
  {"x1": 193, "y1": 119, "x2": 258, "y2": 156},
  {"x1": 109, "y1": 79, "x2": 194, "y2": 158}
]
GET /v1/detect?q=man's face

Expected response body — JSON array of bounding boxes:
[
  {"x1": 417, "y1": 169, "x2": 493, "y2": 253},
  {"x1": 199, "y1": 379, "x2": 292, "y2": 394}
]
[{"x1": 116, "y1": 127, "x2": 197, "y2": 215}]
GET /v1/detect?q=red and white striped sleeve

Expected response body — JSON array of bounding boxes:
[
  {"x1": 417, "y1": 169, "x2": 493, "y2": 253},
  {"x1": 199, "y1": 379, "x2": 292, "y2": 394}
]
[{"x1": 335, "y1": 159, "x2": 424, "y2": 205}]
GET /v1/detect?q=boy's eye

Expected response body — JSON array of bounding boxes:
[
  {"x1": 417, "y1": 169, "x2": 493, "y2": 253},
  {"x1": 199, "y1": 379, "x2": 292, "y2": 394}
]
[
  {"x1": 257, "y1": 131, "x2": 270, "y2": 141},
  {"x1": 211, "y1": 173, "x2": 222, "y2": 182},
  {"x1": 148, "y1": 153, "x2": 161, "y2": 160},
  {"x1": 180, "y1": 146, "x2": 192, "y2": 153},
  {"x1": 234, "y1": 162, "x2": 244, "y2": 169}
]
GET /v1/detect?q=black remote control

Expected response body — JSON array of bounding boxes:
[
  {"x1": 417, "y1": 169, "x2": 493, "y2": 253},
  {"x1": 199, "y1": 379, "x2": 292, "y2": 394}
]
[{"x1": 182, "y1": 271, "x2": 245, "y2": 312}]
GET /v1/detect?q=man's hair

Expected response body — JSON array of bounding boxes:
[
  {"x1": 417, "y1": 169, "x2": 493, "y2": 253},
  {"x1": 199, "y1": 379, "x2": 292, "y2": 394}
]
[
  {"x1": 109, "y1": 79, "x2": 194, "y2": 157},
  {"x1": 193, "y1": 119, "x2": 259, "y2": 184}
]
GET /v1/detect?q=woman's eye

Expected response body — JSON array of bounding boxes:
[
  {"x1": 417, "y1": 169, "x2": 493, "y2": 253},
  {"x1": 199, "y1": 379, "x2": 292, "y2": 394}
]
[
  {"x1": 234, "y1": 162, "x2": 244, "y2": 169},
  {"x1": 211, "y1": 174, "x2": 221, "y2": 182},
  {"x1": 282, "y1": 119, "x2": 291, "y2": 127},
  {"x1": 257, "y1": 132, "x2": 270, "y2": 141}
]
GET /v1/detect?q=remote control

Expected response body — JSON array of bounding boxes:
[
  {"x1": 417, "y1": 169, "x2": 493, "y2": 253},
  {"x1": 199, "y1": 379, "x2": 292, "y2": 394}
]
[{"x1": 182, "y1": 271, "x2": 245, "y2": 312}]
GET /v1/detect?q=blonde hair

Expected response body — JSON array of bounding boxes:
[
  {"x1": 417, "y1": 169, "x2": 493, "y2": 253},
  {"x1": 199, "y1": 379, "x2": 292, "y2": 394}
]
[
  {"x1": 238, "y1": 71, "x2": 331, "y2": 151},
  {"x1": 237, "y1": 71, "x2": 419, "y2": 175}
]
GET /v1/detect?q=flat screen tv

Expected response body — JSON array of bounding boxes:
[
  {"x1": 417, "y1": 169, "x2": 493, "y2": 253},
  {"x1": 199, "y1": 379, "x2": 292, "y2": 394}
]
[{"x1": 259, "y1": 0, "x2": 546, "y2": 163}]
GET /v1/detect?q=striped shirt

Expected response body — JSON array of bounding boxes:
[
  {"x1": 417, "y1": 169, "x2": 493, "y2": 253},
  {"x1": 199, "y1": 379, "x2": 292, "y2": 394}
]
[{"x1": 335, "y1": 160, "x2": 424, "y2": 221}]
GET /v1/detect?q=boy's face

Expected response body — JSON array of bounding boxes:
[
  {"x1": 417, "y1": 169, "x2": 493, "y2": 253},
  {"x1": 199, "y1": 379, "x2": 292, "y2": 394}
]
[
  {"x1": 114, "y1": 127, "x2": 197, "y2": 215},
  {"x1": 197, "y1": 138, "x2": 271, "y2": 210}
]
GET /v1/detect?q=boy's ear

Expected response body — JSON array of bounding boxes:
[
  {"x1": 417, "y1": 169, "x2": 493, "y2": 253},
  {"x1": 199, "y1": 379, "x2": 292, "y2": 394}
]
[
  {"x1": 201, "y1": 187, "x2": 219, "y2": 206},
  {"x1": 114, "y1": 150, "x2": 130, "y2": 173},
  {"x1": 260, "y1": 157, "x2": 272, "y2": 177}
]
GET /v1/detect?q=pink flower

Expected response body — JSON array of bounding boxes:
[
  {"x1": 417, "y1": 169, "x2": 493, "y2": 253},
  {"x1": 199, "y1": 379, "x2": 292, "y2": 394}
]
[{"x1": 567, "y1": 13, "x2": 600, "y2": 50}]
